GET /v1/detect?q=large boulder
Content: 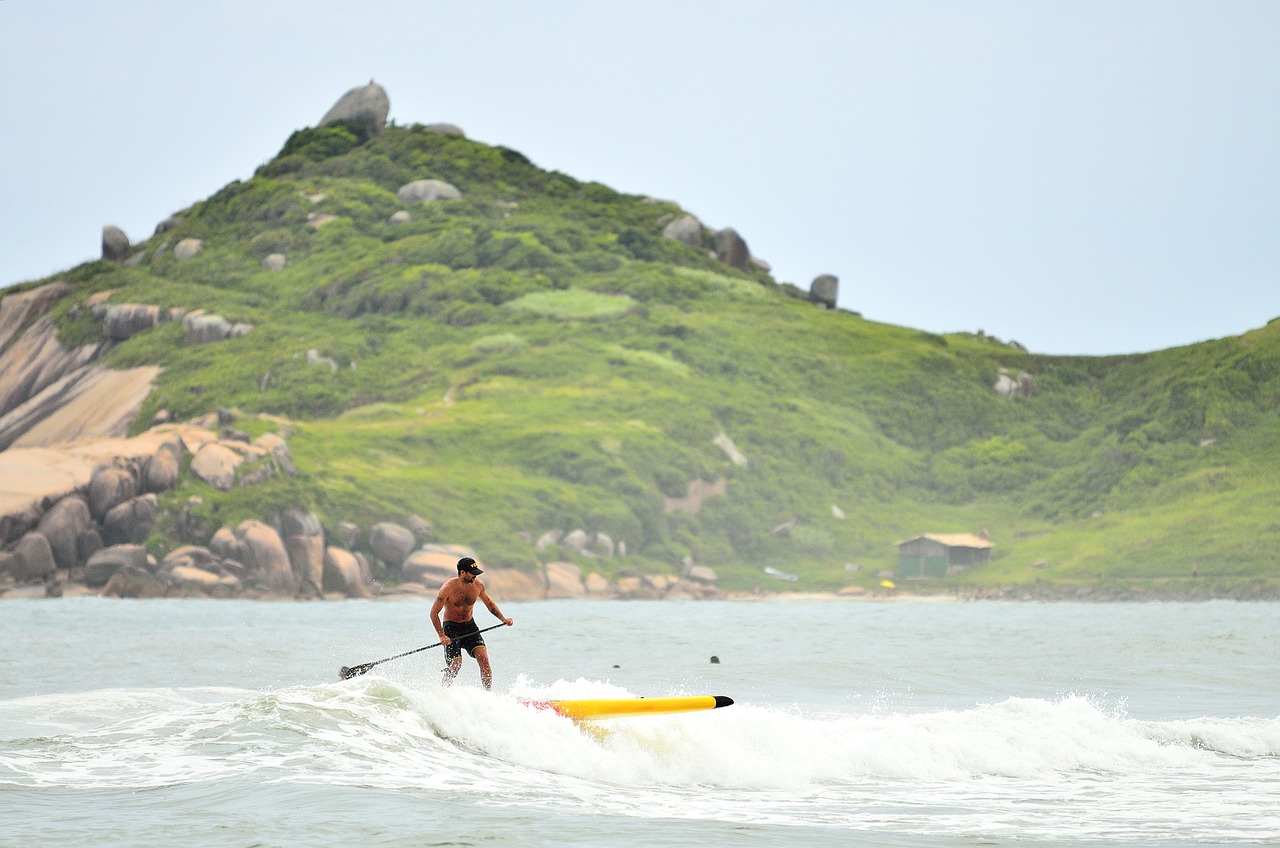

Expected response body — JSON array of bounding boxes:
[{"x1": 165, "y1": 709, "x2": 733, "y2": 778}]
[
  {"x1": 76, "y1": 527, "x2": 103, "y2": 564},
  {"x1": 101, "y1": 494, "x2": 158, "y2": 546},
  {"x1": 12, "y1": 532, "x2": 56, "y2": 583},
  {"x1": 280, "y1": 508, "x2": 324, "y2": 597},
  {"x1": 714, "y1": 227, "x2": 751, "y2": 270},
  {"x1": 142, "y1": 441, "x2": 182, "y2": 493},
  {"x1": 661, "y1": 215, "x2": 703, "y2": 248},
  {"x1": 584, "y1": 572, "x2": 611, "y2": 596},
  {"x1": 323, "y1": 546, "x2": 372, "y2": 598},
  {"x1": 103, "y1": 304, "x2": 182, "y2": 341},
  {"x1": 319, "y1": 81, "x2": 391, "y2": 139},
  {"x1": 810, "y1": 274, "x2": 839, "y2": 309},
  {"x1": 190, "y1": 442, "x2": 243, "y2": 491},
  {"x1": 88, "y1": 465, "x2": 136, "y2": 523},
  {"x1": 545, "y1": 561, "x2": 586, "y2": 599},
  {"x1": 101, "y1": 563, "x2": 169, "y2": 598},
  {"x1": 209, "y1": 526, "x2": 247, "y2": 565},
  {"x1": 169, "y1": 564, "x2": 235, "y2": 595},
  {"x1": 482, "y1": 568, "x2": 544, "y2": 602},
  {"x1": 161, "y1": 545, "x2": 222, "y2": 573},
  {"x1": 401, "y1": 545, "x2": 474, "y2": 586},
  {"x1": 253, "y1": 432, "x2": 297, "y2": 476},
  {"x1": 368, "y1": 521, "x2": 415, "y2": 568},
  {"x1": 83, "y1": 544, "x2": 149, "y2": 588},
  {"x1": 236, "y1": 520, "x2": 293, "y2": 594},
  {"x1": 396, "y1": 179, "x2": 462, "y2": 203},
  {"x1": 174, "y1": 497, "x2": 218, "y2": 546},
  {"x1": 173, "y1": 238, "x2": 203, "y2": 260},
  {"x1": 102, "y1": 226, "x2": 130, "y2": 262},
  {"x1": 181, "y1": 312, "x2": 253, "y2": 345},
  {"x1": 35, "y1": 496, "x2": 92, "y2": 569},
  {"x1": 994, "y1": 369, "x2": 1037, "y2": 399}
]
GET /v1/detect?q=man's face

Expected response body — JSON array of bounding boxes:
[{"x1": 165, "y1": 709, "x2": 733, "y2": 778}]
[{"x1": 460, "y1": 571, "x2": 477, "y2": 584}]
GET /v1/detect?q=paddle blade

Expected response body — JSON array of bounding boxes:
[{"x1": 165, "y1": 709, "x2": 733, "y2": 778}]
[{"x1": 339, "y1": 663, "x2": 374, "y2": 680}]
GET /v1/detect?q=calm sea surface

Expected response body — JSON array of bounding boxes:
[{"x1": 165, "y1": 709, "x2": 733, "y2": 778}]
[{"x1": 2, "y1": 597, "x2": 1277, "y2": 847}]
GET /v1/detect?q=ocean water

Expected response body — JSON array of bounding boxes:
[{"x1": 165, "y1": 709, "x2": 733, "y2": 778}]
[{"x1": 1, "y1": 597, "x2": 1278, "y2": 847}]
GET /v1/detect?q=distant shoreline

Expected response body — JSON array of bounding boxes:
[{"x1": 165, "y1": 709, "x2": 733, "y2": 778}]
[{"x1": 4, "y1": 584, "x2": 1277, "y2": 603}]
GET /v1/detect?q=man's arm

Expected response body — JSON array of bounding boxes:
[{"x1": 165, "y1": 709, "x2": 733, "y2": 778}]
[
  {"x1": 479, "y1": 586, "x2": 514, "y2": 626},
  {"x1": 429, "y1": 594, "x2": 450, "y2": 644}
]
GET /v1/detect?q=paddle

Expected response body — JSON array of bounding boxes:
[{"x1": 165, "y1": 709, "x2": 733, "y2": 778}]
[{"x1": 339, "y1": 622, "x2": 508, "y2": 680}]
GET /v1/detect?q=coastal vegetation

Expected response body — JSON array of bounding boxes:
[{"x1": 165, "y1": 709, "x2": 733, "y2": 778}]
[{"x1": 12, "y1": 118, "x2": 1280, "y2": 598}]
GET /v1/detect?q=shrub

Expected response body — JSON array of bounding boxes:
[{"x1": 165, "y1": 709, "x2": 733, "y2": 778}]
[{"x1": 278, "y1": 123, "x2": 364, "y2": 160}]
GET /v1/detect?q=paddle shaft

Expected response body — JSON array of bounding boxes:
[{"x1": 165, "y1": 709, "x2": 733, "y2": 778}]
[{"x1": 340, "y1": 621, "x2": 508, "y2": 680}]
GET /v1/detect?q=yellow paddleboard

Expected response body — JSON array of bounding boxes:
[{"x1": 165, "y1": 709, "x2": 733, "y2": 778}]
[{"x1": 524, "y1": 695, "x2": 734, "y2": 721}]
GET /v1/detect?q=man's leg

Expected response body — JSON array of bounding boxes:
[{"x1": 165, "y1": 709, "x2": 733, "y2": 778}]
[
  {"x1": 442, "y1": 656, "x2": 462, "y2": 686},
  {"x1": 474, "y1": 646, "x2": 493, "y2": 691}
]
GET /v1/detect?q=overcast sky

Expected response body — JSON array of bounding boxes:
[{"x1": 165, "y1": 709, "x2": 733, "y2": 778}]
[{"x1": 3, "y1": 1, "x2": 1277, "y2": 355}]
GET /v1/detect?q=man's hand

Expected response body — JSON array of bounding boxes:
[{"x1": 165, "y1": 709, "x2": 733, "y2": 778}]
[
  {"x1": 439, "y1": 634, "x2": 452, "y2": 646},
  {"x1": 503, "y1": 617, "x2": 514, "y2": 626}
]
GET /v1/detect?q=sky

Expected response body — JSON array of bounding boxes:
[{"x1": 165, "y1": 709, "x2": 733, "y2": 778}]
[{"x1": 2, "y1": 1, "x2": 1278, "y2": 355}]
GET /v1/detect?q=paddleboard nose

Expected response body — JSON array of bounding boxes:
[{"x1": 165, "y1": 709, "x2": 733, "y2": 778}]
[{"x1": 713, "y1": 696, "x2": 734, "y2": 708}]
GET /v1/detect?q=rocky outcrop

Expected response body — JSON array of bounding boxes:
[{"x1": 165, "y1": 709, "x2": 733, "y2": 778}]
[
  {"x1": 104, "y1": 304, "x2": 184, "y2": 340},
  {"x1": 396, "y1": 179, "x2": 462, "y2": 203},
  {"x1": 0, "y1": 315, "x2": 104, "y2": 420},
  {"x1": 0, "y1": 407, "x2": 720, "y2": 603},
  {"x1": 0, "y1": 282, "x2": 72, "y2": 351},
  {"x1": 320, "y1": 81, "x2": 391, "y2": 139},
  {"x1": 0, "y1": 284, "x2": 172, "y2": 452},
  {"x1": 181, "y1": 312, "x2": 253, "y2": 344},
  {"x1": 994, "y1": 368, "x2": 1036, "y2": 399},
  {"x1": 0, "y1": 362, "x2": 161, "y2": 450},
  {"x1": 0, "y1": 427, "x2": 194, "y2": 545},
  {"x1": 662, "y1": 215, "x2": 703, "y2": 248}
]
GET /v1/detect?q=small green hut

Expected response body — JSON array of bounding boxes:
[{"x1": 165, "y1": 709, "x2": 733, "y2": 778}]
[{"x1": 896, "y1": 533, "x2": 993, "y2": 578}]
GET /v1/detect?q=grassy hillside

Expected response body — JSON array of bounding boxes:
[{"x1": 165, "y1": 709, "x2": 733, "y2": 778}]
[{"x1": 24, "y1": 121, "x2": 1280, "y2": 596}]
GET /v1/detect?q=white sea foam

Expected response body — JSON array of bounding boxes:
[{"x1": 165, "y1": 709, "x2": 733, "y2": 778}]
[{"x1": 5, "y1": 598, "x2": 1280, "y2": 845}]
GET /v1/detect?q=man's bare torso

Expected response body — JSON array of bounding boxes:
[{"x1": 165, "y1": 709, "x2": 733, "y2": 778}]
[{"x1": 438, "y1": 576, "x2": 482, "y2": 622}]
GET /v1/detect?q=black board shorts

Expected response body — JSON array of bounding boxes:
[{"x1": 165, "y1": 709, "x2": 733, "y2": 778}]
[{"x1": 443, "y1": 619, "x2": 486, "y2": 661}]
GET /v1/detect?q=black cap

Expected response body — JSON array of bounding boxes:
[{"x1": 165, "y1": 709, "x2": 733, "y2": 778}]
[{"x1": 457, "y1": 556, "x2": 483, "y2": 575}]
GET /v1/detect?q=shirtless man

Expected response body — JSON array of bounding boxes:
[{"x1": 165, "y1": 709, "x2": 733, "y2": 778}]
[{"x1": 429, "y1": 557, "x2": 514, "y2": 690}]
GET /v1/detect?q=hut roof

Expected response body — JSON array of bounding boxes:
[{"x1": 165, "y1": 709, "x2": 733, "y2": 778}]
[{"x1": 897, "y1": 533, "x2": 994, "y2": 549}]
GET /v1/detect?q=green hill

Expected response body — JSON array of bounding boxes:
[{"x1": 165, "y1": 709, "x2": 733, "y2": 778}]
[{"x1": 21, "y1": 117, "x2": 1280, "y2": 598}]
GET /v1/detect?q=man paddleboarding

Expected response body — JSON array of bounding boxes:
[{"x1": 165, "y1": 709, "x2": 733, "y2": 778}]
[{"x1": 429, "y1": 556, "x2": 513, "y2": 690}]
